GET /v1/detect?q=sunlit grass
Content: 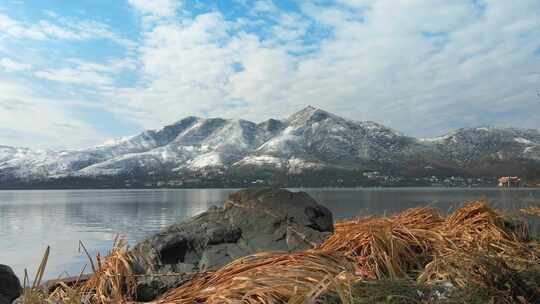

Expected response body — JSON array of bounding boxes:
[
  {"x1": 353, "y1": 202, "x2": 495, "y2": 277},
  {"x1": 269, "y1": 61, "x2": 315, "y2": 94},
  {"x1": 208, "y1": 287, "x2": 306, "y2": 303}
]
[
  {"x1": 18, "y1": 200, "x2": 540, "y2": 303},
  {"x1": 19, "y1": 238, "x2": 135, "y2": 304}
]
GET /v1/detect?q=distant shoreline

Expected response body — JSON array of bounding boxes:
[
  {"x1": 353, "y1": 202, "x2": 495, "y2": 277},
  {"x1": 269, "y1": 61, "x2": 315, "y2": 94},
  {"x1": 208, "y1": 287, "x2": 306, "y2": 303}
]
[{"x1": 1, "y1": 185, "x2": 540, "y2": 191}]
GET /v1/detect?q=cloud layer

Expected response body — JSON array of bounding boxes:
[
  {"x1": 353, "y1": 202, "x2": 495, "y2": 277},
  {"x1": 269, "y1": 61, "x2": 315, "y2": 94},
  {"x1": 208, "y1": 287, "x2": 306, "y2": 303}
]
[{"x1": 0, "y1": 0, "x2": 539, "y2": 148}]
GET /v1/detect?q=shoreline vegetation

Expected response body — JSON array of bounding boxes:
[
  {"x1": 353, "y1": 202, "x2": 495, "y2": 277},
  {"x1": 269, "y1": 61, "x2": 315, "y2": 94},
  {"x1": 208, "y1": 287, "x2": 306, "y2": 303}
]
[
  {"x1": 3, "y1": 184, "x2": 540, "y2": 191},
  {"x1": 12, "y1": 191, "x2": 540, "y2": 304}
]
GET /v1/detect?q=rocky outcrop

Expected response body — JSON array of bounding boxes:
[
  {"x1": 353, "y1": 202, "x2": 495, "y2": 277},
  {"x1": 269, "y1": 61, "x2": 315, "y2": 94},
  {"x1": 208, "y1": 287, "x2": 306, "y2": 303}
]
[
  {"x1": 131, "y1": 187, "x2": 333, "y2": 300},
  {"x1": 0, "y1": 265, "x2": 21, "y2": 304}
]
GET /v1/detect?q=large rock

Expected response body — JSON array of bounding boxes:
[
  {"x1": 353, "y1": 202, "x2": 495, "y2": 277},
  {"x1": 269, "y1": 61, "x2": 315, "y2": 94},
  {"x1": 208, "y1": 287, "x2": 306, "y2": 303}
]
[
  {"x1": 131, "y1": 187, "x2": 333, "y2": 300},
  {"x1": 0, "y1": 265, "x2": 21, "y2": 304}
]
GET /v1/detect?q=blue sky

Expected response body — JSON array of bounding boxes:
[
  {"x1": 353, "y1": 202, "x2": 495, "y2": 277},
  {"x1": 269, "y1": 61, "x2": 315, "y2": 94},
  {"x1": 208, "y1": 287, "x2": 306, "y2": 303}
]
[{"x1": 0, "y1": 0, "x2": 539, "y2": 149}]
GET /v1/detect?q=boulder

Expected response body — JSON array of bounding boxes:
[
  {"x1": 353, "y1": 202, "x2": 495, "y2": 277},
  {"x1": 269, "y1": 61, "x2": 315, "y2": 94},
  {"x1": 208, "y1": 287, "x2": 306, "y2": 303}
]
[
  {"x1": 0, "y1": 265, "x2": 21, "y2": 304},
  {"x1": 131, "y1": 187, "x2": 333, "y2": 300}
]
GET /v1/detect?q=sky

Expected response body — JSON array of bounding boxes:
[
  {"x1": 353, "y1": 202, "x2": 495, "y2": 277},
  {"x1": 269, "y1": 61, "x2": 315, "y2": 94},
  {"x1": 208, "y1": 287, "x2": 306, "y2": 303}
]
[{"x1": 0, "y1": 0, "x2": 539, "y2": 149}]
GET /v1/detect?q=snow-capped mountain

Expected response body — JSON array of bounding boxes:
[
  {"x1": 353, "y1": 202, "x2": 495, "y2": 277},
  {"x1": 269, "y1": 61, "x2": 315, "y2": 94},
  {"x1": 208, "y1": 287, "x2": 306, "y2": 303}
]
[
  {"x1": 1, "y1": 106, "x2": 540, "y2": 186},
  {"x1": 237, "y1": 106, "x2": 422, "y2": 170},
  {"x1": 422, "y1": 127, "x2": 540, "y2": 163}
]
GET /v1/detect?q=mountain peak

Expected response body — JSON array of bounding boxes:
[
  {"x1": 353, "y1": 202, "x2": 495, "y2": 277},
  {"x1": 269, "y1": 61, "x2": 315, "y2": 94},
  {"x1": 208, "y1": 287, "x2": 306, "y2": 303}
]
[
  {"x1": 303, "y1": 105, "x2": 318, "y2": 111},
  {"x1": 286, "y1": 106, "x2": 339, "y2": 125},
  {"x1": 295, "y1": 105, "x2": 324, "y2": 114}
]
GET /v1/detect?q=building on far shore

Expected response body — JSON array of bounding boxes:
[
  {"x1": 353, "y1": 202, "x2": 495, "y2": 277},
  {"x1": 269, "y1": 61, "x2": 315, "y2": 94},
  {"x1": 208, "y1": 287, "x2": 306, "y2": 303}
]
[{"x1": 498, "y1": 176, "x2": 521, "y2": 188}]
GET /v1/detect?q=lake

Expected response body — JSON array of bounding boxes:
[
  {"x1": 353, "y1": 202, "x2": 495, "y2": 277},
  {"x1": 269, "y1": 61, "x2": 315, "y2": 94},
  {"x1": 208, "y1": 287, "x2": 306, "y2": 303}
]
[{"x1": 1, "y1": 187, "x2": 539, "y2": 280}]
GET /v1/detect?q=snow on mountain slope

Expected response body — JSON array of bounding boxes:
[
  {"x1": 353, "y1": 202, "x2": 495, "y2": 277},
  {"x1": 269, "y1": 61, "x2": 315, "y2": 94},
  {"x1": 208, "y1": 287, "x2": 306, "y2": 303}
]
[
  {"x1": 2, "y1": 107, "x2": 540, "y2": 182},
  {"x1": 71, "y1": 117, "x2": 277, "y2": 176},
  {"x1": 233, "y1": 155, "x2": 285, "y2": 169},
  {"x1": 0, "y1": 145, "x2": 69, "y2": 179},
  {"x1": 423, "y1": 126, "x2": 540, "y2": 164},
  {"x1": 256, "y1": 106, "x2": 419, "y2": 165},
  {"x1": 1, "y1": 117, "x2": 208, "y2": 179},
  {"x1": 0, "y1": 145, "x2": 35, "y2": 163},
  {"x1": 75, "y1": 145, "x2": 192, "y2": 177}
]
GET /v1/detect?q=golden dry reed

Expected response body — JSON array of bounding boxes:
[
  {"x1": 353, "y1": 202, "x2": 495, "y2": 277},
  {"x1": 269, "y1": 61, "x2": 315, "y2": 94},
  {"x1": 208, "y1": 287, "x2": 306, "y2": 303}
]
[
  {"x1": 79, "y1": 237, "x2": 137, "y2": 303},
  {"x1": 157, "y1": 251, "x2": 355, "y2": 304},
  {"x1": 19, "y1": 238, "x2": 136, "y2": 304},
  {"x1": 320, "y1": 206, "x2": 444, "y2": 279},
  {"x1": 157, "y1": 201, "x2": 540, "y2": 304},
  {"x1": 520, "y1": 207, "x2": 540, "y2": 217},
  {"x1": 20, "y1": 200, "x2": 540, "y2": 304}
]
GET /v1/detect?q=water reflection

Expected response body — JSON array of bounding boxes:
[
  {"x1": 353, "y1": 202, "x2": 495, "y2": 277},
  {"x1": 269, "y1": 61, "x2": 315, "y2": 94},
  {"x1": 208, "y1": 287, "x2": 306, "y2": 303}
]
[
  {"x1": 0, "y1": 189, "x2": 236, "y2": 279},
  {"x1": 0, "y1": 188, "x2": 539, "y2": 279}
]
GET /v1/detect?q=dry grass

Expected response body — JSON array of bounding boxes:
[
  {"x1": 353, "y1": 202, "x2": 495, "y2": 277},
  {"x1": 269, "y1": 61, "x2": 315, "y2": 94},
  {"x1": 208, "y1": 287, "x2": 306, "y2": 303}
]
[
  {"x1": 156, "y1": 251, "x2": 356, "y2": 304},
  {"x1": 17, "y1": 200, "x2": 540, "y2": 304},
  {"x1": 319, "y1": 207, "x2": 444, "y2": 279},
  {"x1": 417, "y1": 202, "x2": 539, "y2": 288},
  {"x1": 418, "y1": 250, "x2": 540, "y2": 298},
  {"x1": 18, "y1": 246, "x2": 51, "y2": 304},
  {"x1": 79, "y1": 237, "x2": 137, "y2": 303},
  {"x1": 520, "y1": 207, "x2": 540, "y2": 217},
  {"x1": 18, "y1": 238, "x2": 136, "y2": 304},
  {"x1": 440, "y1": 202, "x2": 532, "y2": 252},
  {"x1": 158, "y1": 200, "x2": 540, "y2": 304}
]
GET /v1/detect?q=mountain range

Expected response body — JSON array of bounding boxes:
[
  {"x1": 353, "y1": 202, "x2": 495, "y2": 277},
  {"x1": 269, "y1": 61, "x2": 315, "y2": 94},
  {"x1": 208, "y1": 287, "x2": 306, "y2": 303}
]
[{"x1": 1, "y1": 106, "x2": 540, "y2": 188}]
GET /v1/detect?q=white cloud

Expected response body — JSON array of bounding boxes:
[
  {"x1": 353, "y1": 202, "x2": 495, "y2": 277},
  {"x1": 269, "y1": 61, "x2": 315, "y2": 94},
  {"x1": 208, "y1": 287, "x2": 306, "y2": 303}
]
[
  {"x1": 37, "y1": 20, "x2": 82, "y2": 40},
  {"x1": 105, "y1": 12, "x2": 237, "y2": 127},
  {"x1": 0, "y1": 78, "x2": 105, "y2": 149},
  {"x1": 0, "y1": 58, "x2": 31, "y2": 72},
  {"x1": 278, "y1": 1, "x2": 539, "y2": 133},
  {"x1": 34, "y1": 68, "x2": 114, "y2": 86},
  {"x1": 128, "y1": 0, "x2": 180, "y2": 17},
  {"x1": 2, "y1": 0, "x2": 540, "y2": 149},
  {"x1": 109, "y1": 0, "x2": 540, "y2": 137},
  {"x1": 253, "y1": 0, "x2": 277, "y2": 13},
  {"x1": 42, "y1": 10, "x2": 59, "y2": 18},
  {"x1": 75, "y1": 58, "x2": 137, "y2": 74},
  {"x1": 0, "y1": 12, "x2": 133, "y2": 47},
  {"x1": 0, "y1": 13, "x2": 47, "y2": 40},
  {"x1": 32, "y1": 57, "x2": 136, "y2": 87}
]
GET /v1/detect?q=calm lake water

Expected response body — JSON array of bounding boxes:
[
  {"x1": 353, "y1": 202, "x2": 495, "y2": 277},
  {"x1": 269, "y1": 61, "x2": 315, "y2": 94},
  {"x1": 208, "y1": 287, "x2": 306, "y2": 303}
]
[{"x1": 1, "y1": 187, "x2": 539, "y2": 280}]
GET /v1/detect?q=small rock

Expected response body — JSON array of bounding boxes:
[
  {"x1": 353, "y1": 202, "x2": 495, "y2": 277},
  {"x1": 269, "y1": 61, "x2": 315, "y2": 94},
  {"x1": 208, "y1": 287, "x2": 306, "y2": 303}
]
[{"x1": 0, "y1": 265, "x2": 22, "y2": 304}]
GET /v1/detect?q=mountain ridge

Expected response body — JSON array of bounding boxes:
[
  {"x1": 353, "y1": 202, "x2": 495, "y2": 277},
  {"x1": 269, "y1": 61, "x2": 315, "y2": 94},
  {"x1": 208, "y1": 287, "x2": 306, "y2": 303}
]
[{"x1": 1, "y1": 106, "x2": 540, "y2": 187}]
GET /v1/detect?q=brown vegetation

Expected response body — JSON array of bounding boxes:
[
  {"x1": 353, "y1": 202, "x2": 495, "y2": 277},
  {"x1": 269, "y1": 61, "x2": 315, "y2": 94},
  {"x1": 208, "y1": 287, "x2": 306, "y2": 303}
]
[
  {"x1": 157, "y1": 251, "x2": 355, "y2": 304},
  {"x1": 520, "y1": 207, "x2": 540, "y2": 217},
  {"x1": 19, "y1": 200, "x2": 540, "y2": 304}
]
